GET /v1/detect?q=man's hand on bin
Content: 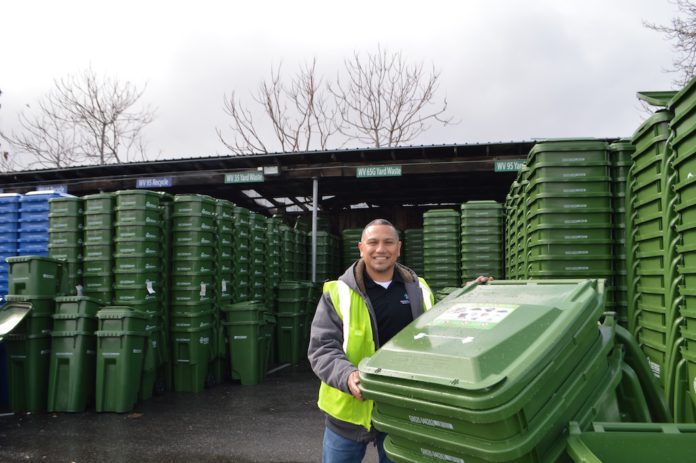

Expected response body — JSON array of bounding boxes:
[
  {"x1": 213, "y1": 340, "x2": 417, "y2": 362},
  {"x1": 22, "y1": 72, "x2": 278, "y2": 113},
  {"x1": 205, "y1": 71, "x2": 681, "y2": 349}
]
[
  {"x1": 347, "y1": 370, "x2": 364, "y2": 401},
  {"x1": 467, "y1": 276, "x2": 494, "y2": 285}
]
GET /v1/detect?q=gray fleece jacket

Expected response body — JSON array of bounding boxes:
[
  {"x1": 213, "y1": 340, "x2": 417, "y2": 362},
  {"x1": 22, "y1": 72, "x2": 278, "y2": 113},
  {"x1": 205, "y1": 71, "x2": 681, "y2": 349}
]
[{"x1": 307, "y1": 259, "x2": 429, "y2": 442}]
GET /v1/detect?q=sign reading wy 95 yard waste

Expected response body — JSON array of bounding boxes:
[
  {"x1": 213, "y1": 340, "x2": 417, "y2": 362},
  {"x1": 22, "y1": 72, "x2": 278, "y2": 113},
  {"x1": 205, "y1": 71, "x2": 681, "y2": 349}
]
[
  {"x1": 494, "y1": 159, "x2": 526, "y2": 172},
  {"x1": 356, "y1": 165, "x2": 402, "y2": 178}
]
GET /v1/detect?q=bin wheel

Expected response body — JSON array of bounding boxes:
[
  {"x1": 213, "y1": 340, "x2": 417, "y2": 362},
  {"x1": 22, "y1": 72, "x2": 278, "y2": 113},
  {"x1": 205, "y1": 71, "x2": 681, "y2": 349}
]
[
  {"x1": 154, "y1": 378, "x2": 167, "y2": 395},
  {"x1": 205, "y1": 373, "x2": 217, "y2": 388}
]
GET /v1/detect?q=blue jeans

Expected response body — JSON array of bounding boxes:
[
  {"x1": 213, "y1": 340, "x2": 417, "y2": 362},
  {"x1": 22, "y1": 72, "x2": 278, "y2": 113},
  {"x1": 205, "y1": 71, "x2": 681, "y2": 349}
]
[{"x1": 322, "y1": 426, "x2": 393, "y2": 463}]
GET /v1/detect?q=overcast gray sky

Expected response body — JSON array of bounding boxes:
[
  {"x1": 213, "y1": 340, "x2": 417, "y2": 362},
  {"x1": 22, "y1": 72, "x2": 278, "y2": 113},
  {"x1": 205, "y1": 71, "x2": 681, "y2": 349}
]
[{"x1": 0, "y1": 0, "x2": 681, "y2": 168}]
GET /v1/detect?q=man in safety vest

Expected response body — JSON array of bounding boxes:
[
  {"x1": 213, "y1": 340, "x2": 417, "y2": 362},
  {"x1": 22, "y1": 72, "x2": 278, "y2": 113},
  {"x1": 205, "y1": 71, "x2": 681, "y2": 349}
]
[{"x1": 307, "y1": 219, "x2": 435, "y2": 462}]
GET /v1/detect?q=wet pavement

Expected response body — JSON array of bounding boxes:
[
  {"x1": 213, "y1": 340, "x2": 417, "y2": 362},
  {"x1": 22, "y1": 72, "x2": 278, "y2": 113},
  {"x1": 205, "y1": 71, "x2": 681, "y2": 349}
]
[{"x1": 0, "y1": 362, "x2": 382, "y2": 463}]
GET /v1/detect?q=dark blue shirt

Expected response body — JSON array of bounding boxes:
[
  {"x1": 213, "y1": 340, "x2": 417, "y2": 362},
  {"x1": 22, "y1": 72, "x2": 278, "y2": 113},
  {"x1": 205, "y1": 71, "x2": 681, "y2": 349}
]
[{"x1": 364, "y1": 269, "x2": 413, "y2": 347}]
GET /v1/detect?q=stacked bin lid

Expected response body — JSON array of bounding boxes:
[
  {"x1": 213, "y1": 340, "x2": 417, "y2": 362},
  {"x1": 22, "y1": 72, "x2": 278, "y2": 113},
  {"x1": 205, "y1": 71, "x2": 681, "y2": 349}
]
[
  {"x1": 170, "y1": 194, "x2": 216, "y2": 393},
  {"x1": 19, "y1": 191, "x2": 68, "y2": 256},
  {"x1": 608, "y1": 139, "x2": 634, "y2": 326},
  {"x1": 48, "y1": 197, "x2": 83, "y2": 296},
  {"x1": 0, "y1": 193, "x2": 22, "y2": 300},
  {"x1": 423, "y1": 209, "x2": 460, "y2": 292},
  {"x1": 524, "y1": 139, "x2": 613, "y2": 284},
  {"x1": 402, "y1": 229, "x2": 424, "y2": 275},
  {"x1": 231, "y1": 206, "x2": 251, "y2": 302},
  {"x1": 460, "y1": 201, "x2": 504, "y2": 280},
  {"x1": 341, "y1": 228, "x2": 362, "y2": 268},
  {"x1": 626, "y1": 93, "x2": 680, "y2": 395},
  {"x1": 250, "y1": 211, "x2": 267, "y2": 302},
  {"x1": 667, "y1": 80, "x2": 696, "y2": 420},
  {"x1": 359, "y1": 279, "x2": 622, "y2": 463},
  {"x1": 82, "y1": 193, "x2": 115, "y2": 304}
]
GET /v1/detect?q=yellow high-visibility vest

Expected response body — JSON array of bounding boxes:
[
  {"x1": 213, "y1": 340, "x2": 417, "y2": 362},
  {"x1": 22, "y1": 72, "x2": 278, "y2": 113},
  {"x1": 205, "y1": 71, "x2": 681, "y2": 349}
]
[{"x1": 317, "y1": 277, "x2": 434, "y2": 430}]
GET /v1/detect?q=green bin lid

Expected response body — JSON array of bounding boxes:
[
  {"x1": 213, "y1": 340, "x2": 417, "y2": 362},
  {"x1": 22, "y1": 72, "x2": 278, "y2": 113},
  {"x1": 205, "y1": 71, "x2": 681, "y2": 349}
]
[
  {"x1": 636, "y1": 90, "x2": 678, "y2": 107},
  {"x1": 6, "y1": 255, "x2": 63, "y2": 264},
  {"x1": 97, "y1": 307, "x2": 150, "y2": 319},
  {"x1": 460, "y1": 200, "x2": 501, "y2": 209},
  {"x1": 359, "y1": 279, "x2": 605, "y2": 409},
  {"x1": 174, "y1": 194, "x2": 216, "y2": 204}
]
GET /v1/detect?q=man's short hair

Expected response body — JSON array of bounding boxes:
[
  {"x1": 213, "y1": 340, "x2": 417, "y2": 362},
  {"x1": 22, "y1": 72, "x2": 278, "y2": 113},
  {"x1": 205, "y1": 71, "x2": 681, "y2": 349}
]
[{"x1": 361, "y1": 219, "x2": 400, "y2": 241}]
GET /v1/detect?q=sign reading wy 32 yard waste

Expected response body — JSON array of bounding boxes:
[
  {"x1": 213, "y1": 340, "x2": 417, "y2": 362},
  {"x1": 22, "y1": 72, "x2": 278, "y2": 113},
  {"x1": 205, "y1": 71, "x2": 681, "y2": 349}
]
[
  {"x1": 225, "y1": 171, "x2": 265, "y2": 183},
  {"x1": 356, "y1": 165, "x2": 402, "y2": 178}
]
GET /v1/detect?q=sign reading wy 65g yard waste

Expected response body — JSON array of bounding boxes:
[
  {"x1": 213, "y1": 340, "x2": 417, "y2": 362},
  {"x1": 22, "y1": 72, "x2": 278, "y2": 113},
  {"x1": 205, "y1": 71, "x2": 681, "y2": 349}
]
[
  {"x1": 224, "y1": 171, "x2": 265, "y2": 183},
  {"x1": 356, "y1": 165, "x2": 402, "y2": 178}
]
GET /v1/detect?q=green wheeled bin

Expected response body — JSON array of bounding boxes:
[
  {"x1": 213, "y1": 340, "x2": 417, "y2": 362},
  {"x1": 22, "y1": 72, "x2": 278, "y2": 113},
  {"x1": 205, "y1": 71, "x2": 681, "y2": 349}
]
[{"x1": 47, "y1": 330, "x2": 96, "y2": 412}]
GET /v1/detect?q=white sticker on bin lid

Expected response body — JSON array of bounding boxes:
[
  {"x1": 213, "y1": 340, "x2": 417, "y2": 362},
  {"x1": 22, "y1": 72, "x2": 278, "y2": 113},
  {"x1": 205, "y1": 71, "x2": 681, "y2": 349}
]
[
  {"x1": 420, "y1": 448, "x2": 464, "y2": 463},
  {"x1": 430, "y1": 302, "x2": 518, "y2": 330},
  {"x1": 409, "y1": 415, "x2": 454, "y2": 430},
  {"x1": 146, "y1": 280, "x2": 156, "y2": 294},
  {"x1": 200, "y1": 282, "x2": 207, "y2": 297},
  {"x1": 648, "y1": 358, "x2": 661, "y2": 378},
  {"x1": 221, "y1": 280, "x2": 227, "y2": 293}
]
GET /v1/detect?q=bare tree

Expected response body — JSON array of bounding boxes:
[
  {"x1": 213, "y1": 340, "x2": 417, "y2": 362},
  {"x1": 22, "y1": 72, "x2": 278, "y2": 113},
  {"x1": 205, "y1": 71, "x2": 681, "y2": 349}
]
[
  {"x1": 330, "y1": 45, "x2": 452, "y2": 148},
  {"x1": 1, "y1": 68, "x2": 155, "y2": 168},
  {"x1": 645, "y1": 0, "x2": 696, "y2": 85},
  {"x1": 1, "y1": 96, "x2": 81, "y2": 169},
  {"x1": 0, "y1": 151, "x2": 15, "y2": 173},
  {"x1": 217, "y1": 60, "x2": 338, "y2": 155},
  {"x1": 218, "y1": 47, "x2": 452, "y2": 154}
]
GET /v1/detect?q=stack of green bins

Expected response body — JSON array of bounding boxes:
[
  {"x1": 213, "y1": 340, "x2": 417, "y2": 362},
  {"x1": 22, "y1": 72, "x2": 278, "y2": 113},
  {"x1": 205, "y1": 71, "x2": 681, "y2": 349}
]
[
  {"x1": 48, "y1": 197, "x2": 83, "y2": 296},
  {"x1": 314, "y1": 231, "x2": 338, "y2": 281},
  {"x1": 4, "y1": 256, "x2": 62, "y2": 412},
  {"x1": 170, "y1": 194, "x2": 216, "y2": 393},
  {"x1": 94, "y1": 306, "x2": 148, "y2": 412},
  {"x1": 505, "y1": 180, "x2": 522, "y2": 279},
  {"x1": 460, "y1": 201, "x2": 504, "y2": 280},
  {"x1": 157, "y1": 193, "x2": 173, "y2": 392},
  {"x1": 402, "y1": 229, "x2": 423, "y2": 275},
  {"x1": 250, "y1": 212, "x2": 267, "y2": 302},
  {"x1": 265, "y1": 216, "x2": 283, "y2": 309},
  {"x1": 82, "y1": 193, "x2": 115, "y2": 304},
  {"x1": 113, "y1": 190, "x2": 164, "y2": 401},
  {"x1": 626, "y1": 94, "x2": 680, "y2": 402},
  {"x1": 516, "y1": 166, "x2": 532, "y2": 279},
  {"x1": 524, "y1": 139, "x2": 613, "y2": 288},
  {"x1": 359, "y1": 280, "x2": 623, "y2": 463},
  {"x1": 232, "y1": 206, "x2": 251, "y2": 302},
  {"x1": 210, "y1": 199, "x2": 234, "y2": 385},
  {"x1": 275, "y1": 281, "x2": 308, "y2": 366},
  {"x1": 423, "y1": 209, "x2": 460, "y2": 293},
  {"x1": 341, "y1": 228, "x2": 362, "y2": 268},
  {"x1": 666, "y1": 81, "x2": 696, "y2": 422},
  {"x1": 221, "y1": 300, "x2": 268, "y2": 385},
  {"x1": 608, "y1": 139, "x2": 635, "y2": 326},
  {"x1": 294, "y1": 219, "x2": 310, "y2": 279},
  {"x1": 280, "y1": 225, "x2": 295, "y2": 280},
  {"x1": 47, "y1": 296, "x2": 103, "y2": 412}
]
